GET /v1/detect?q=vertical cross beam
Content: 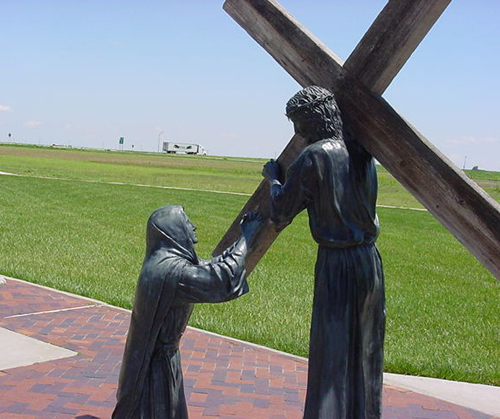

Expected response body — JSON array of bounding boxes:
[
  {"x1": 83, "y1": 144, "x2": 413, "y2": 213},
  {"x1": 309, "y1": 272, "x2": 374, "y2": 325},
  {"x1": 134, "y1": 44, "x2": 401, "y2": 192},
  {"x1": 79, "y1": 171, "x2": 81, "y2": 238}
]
[{"x1": 214, "y1": 0, "x2": 500, "y2": 281}]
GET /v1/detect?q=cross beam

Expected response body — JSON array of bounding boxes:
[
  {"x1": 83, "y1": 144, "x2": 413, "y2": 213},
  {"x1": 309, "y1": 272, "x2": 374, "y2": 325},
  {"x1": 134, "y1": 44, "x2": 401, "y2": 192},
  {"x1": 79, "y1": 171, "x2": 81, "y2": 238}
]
[
  {"x1": 213, "y1": 0, "x2": 453, "y2": 265},
  {"x1": 214, "y1": 0, "x2": 500, "y2": 281}
]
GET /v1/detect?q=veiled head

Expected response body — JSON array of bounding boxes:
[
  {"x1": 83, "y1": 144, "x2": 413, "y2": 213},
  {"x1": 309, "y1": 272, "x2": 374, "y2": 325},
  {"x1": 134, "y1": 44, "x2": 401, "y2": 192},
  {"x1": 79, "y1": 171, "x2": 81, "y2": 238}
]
[{"x1": 145, "y1": 205, "x2": 198, "y2": 262}]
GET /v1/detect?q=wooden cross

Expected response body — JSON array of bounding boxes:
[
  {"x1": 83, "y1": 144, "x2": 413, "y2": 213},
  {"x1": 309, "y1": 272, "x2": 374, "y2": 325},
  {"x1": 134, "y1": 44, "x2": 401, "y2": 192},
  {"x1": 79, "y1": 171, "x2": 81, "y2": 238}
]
[{"x1": 213, "y1": 0, "x2": 500, "y2": 281}]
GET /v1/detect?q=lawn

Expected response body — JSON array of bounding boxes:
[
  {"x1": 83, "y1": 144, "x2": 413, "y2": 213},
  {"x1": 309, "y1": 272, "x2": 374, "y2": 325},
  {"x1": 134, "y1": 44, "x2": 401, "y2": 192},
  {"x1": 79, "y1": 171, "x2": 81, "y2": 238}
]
[
  {"x1": 0, "y1": 144, "x2": 262, "y2": 194},
  {"x1": 0, "y1": 144, "x2": 499, "y2": 385},
  {"x1": 2, "y1": 144, "x2": 499, "y2": 204}
]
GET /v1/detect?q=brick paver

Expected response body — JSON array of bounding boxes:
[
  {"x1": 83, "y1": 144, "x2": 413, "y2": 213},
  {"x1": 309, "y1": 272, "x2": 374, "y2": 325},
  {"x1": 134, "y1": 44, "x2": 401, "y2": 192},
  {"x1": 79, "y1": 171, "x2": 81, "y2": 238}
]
[{"x1": 0, "y1": 278, "x2": 496, "y2": 419}]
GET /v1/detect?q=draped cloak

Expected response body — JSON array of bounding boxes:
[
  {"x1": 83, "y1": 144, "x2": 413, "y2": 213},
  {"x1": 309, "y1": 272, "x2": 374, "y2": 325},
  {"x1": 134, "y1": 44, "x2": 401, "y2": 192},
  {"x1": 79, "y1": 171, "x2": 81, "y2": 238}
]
[
  {"x1": 270, "y1": 139, "x2": 385, "y2": 419},
  {"x1": 112, "y1": 206, "x2": 248, "y2": 419}
]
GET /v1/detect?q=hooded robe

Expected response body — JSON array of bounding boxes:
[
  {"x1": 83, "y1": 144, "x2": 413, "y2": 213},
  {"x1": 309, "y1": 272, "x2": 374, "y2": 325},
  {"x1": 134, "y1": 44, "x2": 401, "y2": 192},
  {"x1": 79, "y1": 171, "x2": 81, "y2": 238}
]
[
  {"x1": 270, "y1": 138, "x2": 385, "y2": 419},
  {"x1": 112, "y1": 206, "x2": 248, "y2": 419}
]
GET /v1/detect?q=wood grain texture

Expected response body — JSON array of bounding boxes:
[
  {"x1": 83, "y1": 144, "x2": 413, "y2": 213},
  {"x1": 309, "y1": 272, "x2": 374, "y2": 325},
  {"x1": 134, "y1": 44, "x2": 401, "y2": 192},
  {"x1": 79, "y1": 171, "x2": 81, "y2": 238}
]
[
  {"x1": 213, "y1": 134, "x2": 307, "y2": 272},
  {"x1": 216, "y1": 0, "x2": 500, "y2": 280},
  {"x1": 344, "y1": 0, "x2": 451, "y2": 95}
]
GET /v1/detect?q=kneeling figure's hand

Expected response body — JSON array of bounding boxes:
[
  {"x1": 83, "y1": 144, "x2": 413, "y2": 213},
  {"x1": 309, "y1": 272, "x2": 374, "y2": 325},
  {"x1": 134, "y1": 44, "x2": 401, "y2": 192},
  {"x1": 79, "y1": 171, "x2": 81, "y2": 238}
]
[{"x1": 240, "y1": 212, "x2": 263, "y2": 244}]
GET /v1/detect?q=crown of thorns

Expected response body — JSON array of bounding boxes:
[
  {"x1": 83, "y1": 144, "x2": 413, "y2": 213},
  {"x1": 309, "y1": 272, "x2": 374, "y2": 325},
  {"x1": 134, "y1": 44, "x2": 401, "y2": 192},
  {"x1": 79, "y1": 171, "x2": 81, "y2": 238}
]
[{"x1": 285, "y1": 94, "x2": 335, "y2": 118}]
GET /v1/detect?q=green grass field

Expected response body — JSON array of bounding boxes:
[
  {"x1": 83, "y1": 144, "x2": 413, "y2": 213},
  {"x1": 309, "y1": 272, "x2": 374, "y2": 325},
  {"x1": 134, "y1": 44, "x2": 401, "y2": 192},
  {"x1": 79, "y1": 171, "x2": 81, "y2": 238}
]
[{"x1": 1, "y1": 144, "x2": 499, "y2": 385}]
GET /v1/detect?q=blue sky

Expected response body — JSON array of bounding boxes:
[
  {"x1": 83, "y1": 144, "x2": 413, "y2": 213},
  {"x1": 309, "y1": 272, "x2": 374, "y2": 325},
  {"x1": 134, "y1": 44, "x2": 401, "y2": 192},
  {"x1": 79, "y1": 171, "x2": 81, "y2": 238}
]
[{"x1": 2, "y1": 1, "x2": 499, "y2": 170}]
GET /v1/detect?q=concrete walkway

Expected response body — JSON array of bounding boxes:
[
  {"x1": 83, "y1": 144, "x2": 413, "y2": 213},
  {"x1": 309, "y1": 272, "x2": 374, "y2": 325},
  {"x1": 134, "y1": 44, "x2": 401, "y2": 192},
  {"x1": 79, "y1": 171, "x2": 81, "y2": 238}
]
[
  {"x1": 0, "y1": 327, "x2": 76, "y2": 371},
  {"x1": 383, "y1": 374, "x2": 499, "y2": 417},
  {"x1": 0, "y1": 276, "x2": 498, "y2": 419}
]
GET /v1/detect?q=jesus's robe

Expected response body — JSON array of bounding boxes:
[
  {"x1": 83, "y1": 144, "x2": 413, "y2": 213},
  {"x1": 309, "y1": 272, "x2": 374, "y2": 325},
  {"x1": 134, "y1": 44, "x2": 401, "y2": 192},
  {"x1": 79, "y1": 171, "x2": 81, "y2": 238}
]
[{"x1": 270, "y1": 138, "x2": 385, "y2": 419}]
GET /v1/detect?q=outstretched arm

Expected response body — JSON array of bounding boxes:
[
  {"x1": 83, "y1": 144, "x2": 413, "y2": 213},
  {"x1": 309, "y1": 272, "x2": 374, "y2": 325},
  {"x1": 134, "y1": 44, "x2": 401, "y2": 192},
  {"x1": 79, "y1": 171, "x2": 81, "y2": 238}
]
[
  {"x1": 203, "y1": 211, "x2": 262, "y2": 265},
  {"x1": 176, "y1": 212, "x2": 263, "y2": 304},
  {"x1": 262, "y1": 156, "x2": 312, "y2": 228}
]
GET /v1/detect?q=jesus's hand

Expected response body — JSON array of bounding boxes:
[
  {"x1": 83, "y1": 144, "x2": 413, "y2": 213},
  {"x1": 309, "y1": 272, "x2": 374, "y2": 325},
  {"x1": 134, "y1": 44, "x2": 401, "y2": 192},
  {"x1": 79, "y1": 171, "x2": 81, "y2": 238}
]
[{"x1": 262, "y1": 159, "x2": 279, "y2": 181}]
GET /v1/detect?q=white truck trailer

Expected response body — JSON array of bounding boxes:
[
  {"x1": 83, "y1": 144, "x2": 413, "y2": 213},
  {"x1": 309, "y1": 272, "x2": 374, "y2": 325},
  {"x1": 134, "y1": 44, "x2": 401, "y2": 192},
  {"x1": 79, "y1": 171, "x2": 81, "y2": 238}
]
[{"x1": 163, "y1": 142, "x2": 207, "y2": 155}]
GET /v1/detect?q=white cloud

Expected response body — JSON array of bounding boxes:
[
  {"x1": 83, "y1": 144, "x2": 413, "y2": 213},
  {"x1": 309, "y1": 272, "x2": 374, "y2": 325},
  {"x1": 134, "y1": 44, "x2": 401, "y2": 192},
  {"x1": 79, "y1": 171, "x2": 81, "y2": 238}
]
[
  {"x1": 447, "y1": 136, "x2": 499, "y2": 144},
  {"x1": 24, "y1": 120, "x2": 42, "y2": 127},
  {"x1": 154, "y1": 127, "x2": 163, "y2": 132},
  {"x1": 0, "y1": 104, "x2": 11, "y2": 112}
]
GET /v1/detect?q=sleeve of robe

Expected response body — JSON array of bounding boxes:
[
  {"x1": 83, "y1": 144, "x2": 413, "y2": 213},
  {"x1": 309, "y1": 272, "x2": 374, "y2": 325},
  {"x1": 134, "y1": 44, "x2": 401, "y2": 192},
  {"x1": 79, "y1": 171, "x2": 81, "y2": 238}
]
[
  {"x1": 175, "y1": 238, "x2": 249, "y2": 304},
  {"x1": 269, "y1": 150, "x2": 315, "y2": 229},
  {"x1": 199, "y1": 239, "x2": 241, "y2": 265}
]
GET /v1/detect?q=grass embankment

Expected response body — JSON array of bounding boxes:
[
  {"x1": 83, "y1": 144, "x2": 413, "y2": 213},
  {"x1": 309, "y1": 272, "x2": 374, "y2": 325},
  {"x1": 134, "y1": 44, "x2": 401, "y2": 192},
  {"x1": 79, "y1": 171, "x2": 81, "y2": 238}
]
[
  {"x1": 0, "y1": 144, "x2": 262, "y2": 194},
  {"x1": 0, "y1": 144, "x2": 499, "y2": 385},
  {"x1": 1, "y1": 143, "x2": 499, "y2": 203}
]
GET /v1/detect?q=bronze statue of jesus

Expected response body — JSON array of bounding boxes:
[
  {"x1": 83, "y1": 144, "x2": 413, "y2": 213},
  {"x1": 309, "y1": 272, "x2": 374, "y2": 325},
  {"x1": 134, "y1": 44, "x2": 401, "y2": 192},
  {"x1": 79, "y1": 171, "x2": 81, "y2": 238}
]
[{"x1": 263, "y1": 86, "x2": 385, "y2": 419}]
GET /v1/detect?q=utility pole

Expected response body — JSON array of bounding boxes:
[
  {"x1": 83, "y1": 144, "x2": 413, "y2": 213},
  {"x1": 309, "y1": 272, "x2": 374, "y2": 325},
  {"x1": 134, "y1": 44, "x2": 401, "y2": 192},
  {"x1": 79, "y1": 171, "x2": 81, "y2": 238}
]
[{"x1": 157, "y1": 131, "x2": 164, "y2": 153}]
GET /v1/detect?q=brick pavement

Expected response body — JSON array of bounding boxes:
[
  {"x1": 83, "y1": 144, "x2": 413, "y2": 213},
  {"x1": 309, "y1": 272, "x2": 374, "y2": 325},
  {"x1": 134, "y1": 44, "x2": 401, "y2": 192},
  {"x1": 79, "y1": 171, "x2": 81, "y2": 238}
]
[{"x1": 0, "y1": 278, "x2": 496, "y2": 419}]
